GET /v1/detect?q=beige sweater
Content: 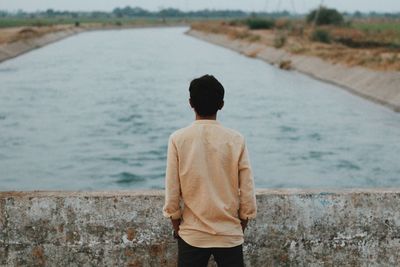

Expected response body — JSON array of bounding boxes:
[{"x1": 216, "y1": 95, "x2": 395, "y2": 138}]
[{"x1": 162, "y1": 119, "x2": 257, "y2": 248}]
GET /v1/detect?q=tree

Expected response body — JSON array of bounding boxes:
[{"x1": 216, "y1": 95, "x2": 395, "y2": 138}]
[
  {"x1": 46, "y1": 9, "x2": 55, "y2": 17},
  {"x1": 158, "y1": 8, "x2": 183, "y2": 18},
  {"x1": 112, "y1": 6, "x2": 151, "y2": 17},
  {"x1": 307, "y1": 7, "x2": 344, "y2": 26},
  {"x1": 353, "y1": 11, "x2": 363, "y2": 18},
  {"x1": 0, "y1": 11, "x2": 8, "y2": 17}
]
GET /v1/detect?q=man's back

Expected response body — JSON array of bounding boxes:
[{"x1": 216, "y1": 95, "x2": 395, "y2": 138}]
[{"x1": 163, "y1": 119, "x2": 257, "y2": 248}]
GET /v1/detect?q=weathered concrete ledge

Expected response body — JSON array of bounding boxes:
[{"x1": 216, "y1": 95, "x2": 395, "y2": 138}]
[
  {"x1": 1, "y1": 189, "x2": 400, "y2": 266},
  {"x1": 187, "y1": 29, "x2": 400, "y2": 112}
]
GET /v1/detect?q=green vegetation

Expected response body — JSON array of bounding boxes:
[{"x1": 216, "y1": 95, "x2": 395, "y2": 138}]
[
  {"x1": 228, "y1": 19, "x2": 246, "y2": 27},
  {"x1": 274, "y1": 33, "x2": 287, "y2": 48},
  {"x1": 230, "y1": 18, "x2": 297, "y2": 31},
  {"x1": 311, "y1": 29, "x2": 332, "y2": 43},
  {"x1": 1, "y1": 7, "x2": 398, "y2": 29},
  {"x1": 245, "y1": 18, "x2": 275, "y2": 29},
  {"x1": 334, "y1": 36, "x2": 400, "y2": 49},
  {"x1": 274, "y1": 19, "x2": 292, "y2": 30},
  {"x1": 0, "y1": 8, "x2": 292, "y2": 28},
  {"x1": 190, "y1": 7, "x2": 400, "y2": 71},
  {"x1": 247, "y1": 34, "x2": 261, "y2": 42},
  {"x1": 307, "y1": 7, "x2": 344, "y2": 26},
  {"x1": 0, "y1": 17, "x2": 175, "y2": 28},
  {"x1": 352, "y1": 22, "x2": 400, "y2": 33}
]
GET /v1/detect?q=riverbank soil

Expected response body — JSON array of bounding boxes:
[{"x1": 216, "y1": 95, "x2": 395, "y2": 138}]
[
  {"x1": 191, "y1": 20, "x2": 400, "y2": 72},
  {"x1": 0, "y1": 25, "x2": 73, "y2": 45}
]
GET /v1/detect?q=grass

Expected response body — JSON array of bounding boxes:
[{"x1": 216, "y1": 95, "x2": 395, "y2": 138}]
[
  {"x1": 352, "y1": 21, "x2": 400, "y2": 33},
  {"x1": 0, "y1": 17, "x2": 183, "y2": 28},
  {"x1": 245, "y1": 18, "x2": 275, "y2": 29},
  {"x1": 311, "y1": 29, "x2": 331, "y2": 44},
  {"x1": 351, "y1": 21, "x2": 400, "y2": 45},
  {"x1": 191, "y1": 21, "x2": 262, "y2": 42}
]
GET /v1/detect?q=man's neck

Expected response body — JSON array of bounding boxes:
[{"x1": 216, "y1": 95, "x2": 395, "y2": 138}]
[{"x1": 195, "y1": 114, "x2": 217, "y2": 120}]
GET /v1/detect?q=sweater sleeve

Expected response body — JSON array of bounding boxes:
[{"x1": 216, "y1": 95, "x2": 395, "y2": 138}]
[
  {"x1": 162, "y1": 135, "x2": 182, "y2": 220},
  {"x1": 238, "y1": 139, "x2": 257, "y2": 220}
]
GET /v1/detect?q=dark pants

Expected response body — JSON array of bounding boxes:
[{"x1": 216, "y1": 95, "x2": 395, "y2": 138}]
[{"x1": 177, "y1": 236, "x2": 245, "y2": 267}]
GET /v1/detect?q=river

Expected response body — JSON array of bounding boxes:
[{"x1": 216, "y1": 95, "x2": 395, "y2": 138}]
[{"x1": 0, "y1": 27, "x2": 399, "y2": 190}]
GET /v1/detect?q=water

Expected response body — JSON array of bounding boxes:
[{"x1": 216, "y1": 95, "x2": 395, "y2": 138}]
[{"x1": 1, "y1": 27, "x2": 400, "y2": 190}]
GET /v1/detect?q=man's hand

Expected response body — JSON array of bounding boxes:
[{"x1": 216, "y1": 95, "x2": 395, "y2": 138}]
[
  {"x1": 171, "y1": 218, "x2": 181, "y2": 237},
  {"x1": 240, "y1": 218, "x2": 248, "y2": 233}
]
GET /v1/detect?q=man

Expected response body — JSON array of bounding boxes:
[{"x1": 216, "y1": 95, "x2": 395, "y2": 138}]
[{"x1": 163, "y1": 74, "x2": 257, "y2": 267}]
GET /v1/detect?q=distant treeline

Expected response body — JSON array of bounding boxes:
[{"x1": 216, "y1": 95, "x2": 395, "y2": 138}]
[
  {"x1": 0, "y1": 8, "x2": 290, "y2": 19},
  {"x1": 1, "y1": 7, "x2": 399, "y2": 19}
]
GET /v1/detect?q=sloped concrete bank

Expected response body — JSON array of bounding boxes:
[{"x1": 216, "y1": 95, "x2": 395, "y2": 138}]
[
  {"x1": 187, "y1": 30, "x2": 400, "y2": 112},
  {"x1": 0, "y1": 24, "x2": 187, "y2": 64},
  {"x1": 1, "y1": 189, "x2": 400, "y2": 266},
  {"x1": 0, "y1": 27, "x2": 85, "y2": 63}
]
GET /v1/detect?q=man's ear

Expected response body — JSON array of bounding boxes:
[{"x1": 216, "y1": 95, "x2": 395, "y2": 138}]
[
  {"x1": 218, "y1": 100, "x2": 224, "y2": 110},
  {"x1": 189, "y1": 98, "x2": 194, "y2": 108}
]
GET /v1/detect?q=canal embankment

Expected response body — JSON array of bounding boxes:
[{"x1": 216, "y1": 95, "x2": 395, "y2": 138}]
[
  {"x1": 0, "y1": 26, "x2": 84, "y2": 63},
  {"x1": 1, "y1": 189, "x2": 399, "y2": 266},
  {"x1": 0, "y1": 23, "x2": 187, "y2": 64},
  {"x1": 187, "y1": 29, "x2": 400, "y2": 112}
]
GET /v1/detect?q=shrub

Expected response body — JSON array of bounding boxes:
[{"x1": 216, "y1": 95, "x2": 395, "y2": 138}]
[
  {"x1": 246, "y1": 18, "x2": 275, "y2": 30},
  {"x1": 292, "y1": 24, "x2": 304, "y2": 36},
  {"x1": 274, "y1": 33, "x2": 287, "y2": 48},
  {"x1": 235, "y1": 31, "x2": 252, "y2": 39},
  {"x1": 32, "y1": 20, "x2": 45, "y2": 27},
  {"x1": 307, "y1": 7, "x2": 344, "y2": 26},
  {"x1": 311, "y1": 29, "x2": 331, "y2": 43},
  {"x1": 275, "y1": 19, "x2": 291, "y2": 30},
  {"x1": 248, "y1": 34, "x2": 261, "y2": 42},
  {"x1": 279, "y1": 60, "x2": 292, "y2": 70},
  {"x1": 228, "y1": 19, "x2": 246, "y2": 27}
]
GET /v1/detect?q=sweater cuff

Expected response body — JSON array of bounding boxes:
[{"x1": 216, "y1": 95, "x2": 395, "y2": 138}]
[
  {"x1": 239, "y1": 211, "x2": 257, "y2": 220},
  {"x1": 163, "y1": 209, "x2": 182, "y2": 220}
]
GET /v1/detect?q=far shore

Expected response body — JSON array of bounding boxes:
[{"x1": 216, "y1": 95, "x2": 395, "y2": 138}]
[
  {"x1": 186, "y1": 28, "x2": 400, "y2": 113},
  {"x1": 0, "y1": 22, "x2": 188, "y2": 63}
]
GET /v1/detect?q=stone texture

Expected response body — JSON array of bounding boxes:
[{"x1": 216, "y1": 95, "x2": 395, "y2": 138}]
[{"x1": 0, "y1": 189, "x2": 400, "y2": 266}]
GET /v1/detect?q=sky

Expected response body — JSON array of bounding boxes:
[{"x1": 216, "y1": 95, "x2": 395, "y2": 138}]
[{"x1": 1, "y1": 0, "x2": 400, "y2": 13}]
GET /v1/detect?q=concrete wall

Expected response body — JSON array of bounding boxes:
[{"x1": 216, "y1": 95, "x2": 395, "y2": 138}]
[{"x1": 1, "y1": 189, "x2": 400, "y2": 266}]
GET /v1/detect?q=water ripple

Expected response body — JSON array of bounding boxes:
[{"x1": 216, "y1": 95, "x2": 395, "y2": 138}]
[
  {"x1": 112, "y1": 172, "x2": 146, "y2": 184},
  {"x1": 301, "y1": 151, "x2": 335, "y2": 161},
  {"x1": 117, "y1": 114, "x2": 142, "y2": 123},
  {"x1": 308, "y1": 133, "x2": 322, "y2": 141},
  {"x1": 336, "y1": 160, "x2": 361, "y2": 171},
  {"x1": 279, "y1": 125, "x2": 297, "y2": 133},
  {"x1": 0, "y1": 67, "x2": 17, "y2": 73}
]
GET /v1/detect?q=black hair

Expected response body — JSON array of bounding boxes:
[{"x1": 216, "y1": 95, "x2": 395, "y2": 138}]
[{"x1": 189, "y1": 75, "x2": 225, "y2": 117}]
